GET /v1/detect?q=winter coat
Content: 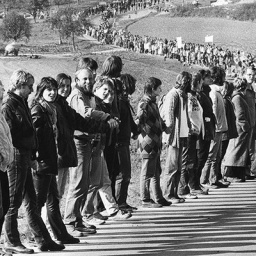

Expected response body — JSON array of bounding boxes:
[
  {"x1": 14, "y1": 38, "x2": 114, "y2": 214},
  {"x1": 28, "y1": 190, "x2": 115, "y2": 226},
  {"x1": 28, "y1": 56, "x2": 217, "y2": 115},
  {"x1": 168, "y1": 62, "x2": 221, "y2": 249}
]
[
  {"x1": 136, "y1": 95, "x2": 165, "y2": 158},
  {"x1": 31, "y1": 102, "x2": 58, "y2": 175},
  {"x1": 223, "y1": 92, "x2": 251, "y2": 167},
  {"x1": 2, "y1": 92, "x2": 37, "y2": 151},
  {"x1": 55, "y1": 95, "x2": 98, "y2": 168}
]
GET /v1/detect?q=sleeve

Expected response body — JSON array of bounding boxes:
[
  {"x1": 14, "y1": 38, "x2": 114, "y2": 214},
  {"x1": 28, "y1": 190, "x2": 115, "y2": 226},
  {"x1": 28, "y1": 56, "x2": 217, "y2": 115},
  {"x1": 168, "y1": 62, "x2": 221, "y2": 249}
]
[{"x1": 232, "y1": 96, "x2": 250, "y2": 132}]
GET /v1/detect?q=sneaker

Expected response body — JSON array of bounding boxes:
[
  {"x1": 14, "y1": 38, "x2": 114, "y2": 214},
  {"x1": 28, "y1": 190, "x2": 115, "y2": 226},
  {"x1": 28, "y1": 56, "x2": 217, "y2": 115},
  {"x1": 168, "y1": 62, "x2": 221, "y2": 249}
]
[
  {"x1": 109, "y1": 210, "x2": 132, "y2": 221},
  {"x1": 142, "y1": 199, "x2": 162, "y2": 208},
  {"x1": 179, "y1": 194, "x2": 198, "y2": 199},
  {"x1": 218, "y1": 179, "x2": 230, "y2": 186},
  {"x1": 200, "y1": 184, "x2": 209, "y2": 193},
  {"x1": 74, "y1": 222, "x2": 97, "y2": 234},
  {"x1": 167, "y1": 197, "x2": 185, "y2": 204},
  {"x1": 65, "y1": 224, "x2": 87, "y2": 237},
  {"x1": 190, "y1": 189, "x2": 208, "y2": 195},
  {"x1": 85, "y1": 215, "x2": 105, "y2": 226},
  {"x1": 93, "y1": 212, "x2": 108, "y2": 221},
  {"x1": 201, "y1": 183, "x2": 219, "y2": 189},
  {"x1": 156, "y1": 198, "x2": 172, "y2": 206},
  {"x1": 119, "y1": 203, "x2": 138, "y2": 211}
]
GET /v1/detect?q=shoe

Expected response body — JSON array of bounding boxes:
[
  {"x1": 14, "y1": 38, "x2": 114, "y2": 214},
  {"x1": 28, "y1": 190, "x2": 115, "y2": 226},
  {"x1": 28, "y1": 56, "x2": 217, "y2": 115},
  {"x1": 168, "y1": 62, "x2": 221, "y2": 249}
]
[
  {"x1": 200, "y1": 184, "x2": 209, "y2": 193},
  {"x1": 65, "y1": 224, "x2": 85, "y2": 237},
  {"x1": 119, "y1": 203, "x2": 138, "y2": 211},
  {"x1": 167, "y1": 197, "x2": 185, "y2": 204},
  {"x1": 226, "y1": 177, "x2": 242, "y2": 183},
  {"x1": 214, "y1": 181, "x2": 229, "y2": 188},
  {"x1": 190, "y1": 189, "x2": 208, "y2": 195},
  {"x1": 157, "y1": 198, "x2": 172, "y2": 206},
  {"x1": 218, "y1": 179, "x2": 230, "y2": 186},
  {"x1": 47, "y1": 240, "x2": 65, "y2": 251},
  {"x1": 57, "y1": 234, "x2": 80, "y2": 244},
  {"x1": 4, "y1": 244, "x2": 34, "y2": 254},
  {"x1": 201, "y1": 183, "x2": 219, "y2": 189},
  {"x1": 93, "y1": 212, "x2": 108, "y2": 220},
  {"x1": 85, "y1": 215, "x2": 105, "y2": 226},
  {"x1": 179, "y1": 193, "x2": 198, "y2": 199},
  {"x1": 142, "y1": 199, "x2": 162, "y2": 208},
  {"x1": 245, "y1": 174, "x2": 256, "y2": 180},
  {"x1": 109, "y1": 210, "x2": 132, "y2": 221},
  {"x1": 81, "y1": 221, "x2": 96, "y2": 230}
]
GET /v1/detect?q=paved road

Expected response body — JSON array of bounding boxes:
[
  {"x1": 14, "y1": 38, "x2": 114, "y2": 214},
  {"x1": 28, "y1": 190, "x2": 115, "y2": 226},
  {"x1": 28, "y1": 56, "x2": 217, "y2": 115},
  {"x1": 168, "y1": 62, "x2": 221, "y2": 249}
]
[{"x1": 19, "y1": 180, "x2": 256, "y2": 255}]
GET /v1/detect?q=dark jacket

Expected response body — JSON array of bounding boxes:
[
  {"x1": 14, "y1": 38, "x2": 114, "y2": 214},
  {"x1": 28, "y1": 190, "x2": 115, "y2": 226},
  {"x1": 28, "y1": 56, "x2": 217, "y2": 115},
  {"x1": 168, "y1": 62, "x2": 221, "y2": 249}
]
[
  {"x1": 31, "y1": 102, "x2": 58, "y2": 175},
  {"x1": 2, "y1": 92, "x2": 37, "y2": 151},
  {"x1": 222, "y1": 96, "x2": 238, "y2": 140},
  {"x1": 117, "y1": 96, "x2": 139, "y2": 145},
  {"x1": 55, "y1": 95, "x2": 99, "y2": 168},
  {"x1": 198, "y1": 86, "x2": 216, "y2": 141}
]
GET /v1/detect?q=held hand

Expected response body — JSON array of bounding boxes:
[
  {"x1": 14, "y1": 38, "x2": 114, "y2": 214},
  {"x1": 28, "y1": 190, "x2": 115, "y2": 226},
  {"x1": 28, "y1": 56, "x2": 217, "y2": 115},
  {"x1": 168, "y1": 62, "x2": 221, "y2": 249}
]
[{"x1": 108, "y1": 118, "x2": 119, "y2": 129}]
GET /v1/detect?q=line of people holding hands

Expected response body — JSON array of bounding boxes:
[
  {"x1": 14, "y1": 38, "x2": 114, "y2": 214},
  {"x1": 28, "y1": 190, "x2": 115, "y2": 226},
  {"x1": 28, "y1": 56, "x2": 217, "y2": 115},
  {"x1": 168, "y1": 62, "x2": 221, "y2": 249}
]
[{"x1": 0, "y1": 55, "x2": 255, "y2": 255}]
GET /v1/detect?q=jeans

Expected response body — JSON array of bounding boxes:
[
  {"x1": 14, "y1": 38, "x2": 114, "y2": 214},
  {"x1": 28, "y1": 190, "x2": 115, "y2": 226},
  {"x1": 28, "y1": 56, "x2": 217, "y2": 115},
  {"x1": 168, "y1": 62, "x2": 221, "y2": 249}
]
[
  {"x1": 57, "y1": 167, "x2": 69, "y2": 199},
  {"x1": 33, "y1": 173, "x2": 69, "y2": 240},
  {"x1": 179, "y1": 135, "x2": 197, "y2": 195},
  {"x1": 195, "y1": 138, "x2": 211, "y2": 189},
  {"x1": 115, "y1": 144, "x2": 131, "y2": 205},
  {"x1": 64, "y1": 139, "x2": 92, "y2": 224},
  {"x1": 163, "y1": 139, "x2": 185, "y2": 199},
  {"x1": 140, "y1": 155, "x2": 163, "y2": 202},
  {"x1": 0, "y1": 171, "x2": 10, "y2": 235},
  {"x1": 4, "y1": 148, "x2": 51, "y2": 246},
  {"x1": 83, "y1": 145, "x2": 118, "y2": 216},
  {"x1": 200, "y1": 132, "x2": 222, "y2": 185}
]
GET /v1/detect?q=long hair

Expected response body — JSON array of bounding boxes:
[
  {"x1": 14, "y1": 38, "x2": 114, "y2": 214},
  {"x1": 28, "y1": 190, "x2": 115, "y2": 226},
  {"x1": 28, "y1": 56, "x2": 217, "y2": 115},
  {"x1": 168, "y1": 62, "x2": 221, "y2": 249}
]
[
  {"x1": 56, "y1": 73, "x2": 72, "y2": 97},
  {"x1": 233, "y1": 77, "x2": 247, "y2": 92},
  {"x1": 32, "y1": 77, "x2": 58, "y2": 105},
  {"x1": 101, "y1": 55, "x2": 123, "y2": 78},
  {"x1": 120, "y1": 73, "x2": 136, "y2": 96}
]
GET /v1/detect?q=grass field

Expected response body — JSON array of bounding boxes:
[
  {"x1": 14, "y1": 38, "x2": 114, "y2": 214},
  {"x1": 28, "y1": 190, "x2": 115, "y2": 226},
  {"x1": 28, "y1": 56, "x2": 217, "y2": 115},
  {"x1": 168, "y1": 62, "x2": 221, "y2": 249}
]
[{"x1": 128, "y1": 15, "x2": 256, "y2": 54}]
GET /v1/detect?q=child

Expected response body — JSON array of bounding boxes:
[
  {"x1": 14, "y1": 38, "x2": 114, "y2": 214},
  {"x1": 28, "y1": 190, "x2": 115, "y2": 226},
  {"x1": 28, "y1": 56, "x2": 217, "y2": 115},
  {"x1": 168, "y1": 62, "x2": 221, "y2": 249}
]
[{"x1": 136, "y1": 77, "x2": 170, "y2": 208}]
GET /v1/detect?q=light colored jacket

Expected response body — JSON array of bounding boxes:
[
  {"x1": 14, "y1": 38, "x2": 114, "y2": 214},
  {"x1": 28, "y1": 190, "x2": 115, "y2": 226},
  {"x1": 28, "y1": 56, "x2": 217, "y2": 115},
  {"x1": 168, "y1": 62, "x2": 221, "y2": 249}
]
[
  {"x1": 0, "y1": 114, "x2": 14, "y2": 172},
  {"x1": 209, "y1": 84, "x2": 228, "y2": 133},
  {"x1": 161, "y1": 88, "x2": 190, "y2": 148}
]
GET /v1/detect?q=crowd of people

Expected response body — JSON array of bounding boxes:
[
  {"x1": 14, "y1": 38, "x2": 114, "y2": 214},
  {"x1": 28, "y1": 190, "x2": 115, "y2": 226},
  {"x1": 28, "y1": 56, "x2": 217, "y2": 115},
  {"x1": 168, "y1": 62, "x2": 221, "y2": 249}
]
[{"x1": 0, "y1": 54, "x2": 255, "y2": 255}]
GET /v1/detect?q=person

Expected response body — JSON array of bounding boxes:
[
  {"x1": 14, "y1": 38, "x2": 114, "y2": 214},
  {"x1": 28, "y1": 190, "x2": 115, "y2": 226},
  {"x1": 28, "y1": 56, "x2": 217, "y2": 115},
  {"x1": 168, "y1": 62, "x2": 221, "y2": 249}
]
[
  {"x1": 200, "y1": 66, "x2": 229, "y2": 189},
  {"x1": 243, "y1": 67, "x2": 256, "y2": 179},
  {"x1": 2, "y1": 70, "x2": 64, "y2": 254},
  {"x1": 55, "y1": 73, "x2": 98, "y2": 204},
  {"x1": 178, "y1": 72, "x2": 204, "y2": 199},
  {"x1": 64, "y1": 68, "x2": 119, "y2": 230},
  {"x1": 219, "y1": 81, "x2": 238, "y2": 182},
  {"x1": 223, "y1": 78, "x2": 251, "y2": 181},
  {"x1": 161, "y1": 71, "x2": 192, "y2": 204},
  {"x1": 191, "y1": 69, "x2": 215, "y2": 195},
  {"x1": 114, "y1": 74, "x2": 139, "y2": 211},
  {"x1": 0, "y1": 80, "x2": 14, "y2": 256},
  {"x1": 31, "y1": 77, "x2": 80, "y2": 245},
  {"x1": 136, "y1": 77, "x2": 170, "y2": 207},
  {"x1": 82, "y1": 75, "x2": 132, "y2": 225}
]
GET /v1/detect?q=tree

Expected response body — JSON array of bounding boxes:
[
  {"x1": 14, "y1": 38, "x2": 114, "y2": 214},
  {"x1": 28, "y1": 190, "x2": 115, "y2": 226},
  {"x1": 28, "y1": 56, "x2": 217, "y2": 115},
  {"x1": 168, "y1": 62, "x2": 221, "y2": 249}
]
[
  {"x1": 0, "y1": 11, "x2": 31, "y2": 41},
  {"x1": 50, "y1": 7, "x2": 90, "y2": 51},
  {"x1": 52, "y1": 0, "x2": 71, "y2": 8},
  {"x1": 23, "y1": 0, "x2": 50, "y2": 22}
]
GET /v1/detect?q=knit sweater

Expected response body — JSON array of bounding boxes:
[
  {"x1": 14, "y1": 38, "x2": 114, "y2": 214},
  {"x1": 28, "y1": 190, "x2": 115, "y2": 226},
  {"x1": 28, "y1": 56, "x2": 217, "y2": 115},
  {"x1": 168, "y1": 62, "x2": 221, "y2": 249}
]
[{"x1": 136, "y1": 95, "x2": 165, "y2": 158}]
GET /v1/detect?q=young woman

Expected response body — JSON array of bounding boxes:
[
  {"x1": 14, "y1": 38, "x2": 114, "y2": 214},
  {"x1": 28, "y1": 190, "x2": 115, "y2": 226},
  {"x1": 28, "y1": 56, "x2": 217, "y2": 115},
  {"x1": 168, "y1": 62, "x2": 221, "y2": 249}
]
[
  {"x1": 136, "y1": 77, "x2": 170, "y2": 208},
  {"x1": 31, "y1": 77, "x2": 79, "y2": 244}
]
